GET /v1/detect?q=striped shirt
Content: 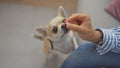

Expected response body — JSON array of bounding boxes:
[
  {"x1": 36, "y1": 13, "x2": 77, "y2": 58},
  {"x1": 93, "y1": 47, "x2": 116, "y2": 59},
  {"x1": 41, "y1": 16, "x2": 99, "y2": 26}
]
[{"x1": 96, "y1": 26, "x2": 120, "y2": 55}]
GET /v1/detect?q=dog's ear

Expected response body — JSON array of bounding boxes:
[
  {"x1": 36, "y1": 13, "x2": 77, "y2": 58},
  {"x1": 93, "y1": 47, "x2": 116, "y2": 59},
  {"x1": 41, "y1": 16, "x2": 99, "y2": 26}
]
[
  {"x1": 34, "y1": 26, "x2": 47, "y2": 40},
  {"x1": 57, "y1": 6, "x2": 67, "y2": 18}
]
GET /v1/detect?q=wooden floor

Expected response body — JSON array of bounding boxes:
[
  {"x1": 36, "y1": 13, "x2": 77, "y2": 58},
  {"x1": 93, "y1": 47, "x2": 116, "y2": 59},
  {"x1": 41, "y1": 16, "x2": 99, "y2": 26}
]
[{"x1": 0, "y1": 0, "x2": 78, "y2": 14}]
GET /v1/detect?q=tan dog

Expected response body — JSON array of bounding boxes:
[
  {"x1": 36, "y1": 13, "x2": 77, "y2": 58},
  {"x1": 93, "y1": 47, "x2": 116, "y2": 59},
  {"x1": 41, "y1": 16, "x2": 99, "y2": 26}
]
[{"x1": 34, "y1": 6, "x2": 82, "y2": 68}]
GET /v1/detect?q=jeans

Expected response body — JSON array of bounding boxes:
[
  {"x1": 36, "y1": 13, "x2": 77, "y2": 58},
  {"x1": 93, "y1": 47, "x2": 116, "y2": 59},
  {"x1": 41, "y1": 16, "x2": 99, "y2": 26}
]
[{"x1": 61, "y1": 43, "x2": 120, "y2": 68}]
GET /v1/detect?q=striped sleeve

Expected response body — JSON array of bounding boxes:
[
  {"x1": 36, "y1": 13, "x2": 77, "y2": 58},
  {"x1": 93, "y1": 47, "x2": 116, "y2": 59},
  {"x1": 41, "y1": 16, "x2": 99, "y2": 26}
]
[{"x1": 96, "y1": 27, "x2": 120, "y2": 55}]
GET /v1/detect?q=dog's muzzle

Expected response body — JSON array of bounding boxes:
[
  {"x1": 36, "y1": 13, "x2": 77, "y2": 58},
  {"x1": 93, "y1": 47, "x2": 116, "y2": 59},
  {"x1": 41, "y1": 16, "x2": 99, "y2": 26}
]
[
  {"x1": 61, "y1": 23, "x2": 69, "y2": 32},
  {"x1": 61, "y1": 23, "x2": 69, "y2": 37}
]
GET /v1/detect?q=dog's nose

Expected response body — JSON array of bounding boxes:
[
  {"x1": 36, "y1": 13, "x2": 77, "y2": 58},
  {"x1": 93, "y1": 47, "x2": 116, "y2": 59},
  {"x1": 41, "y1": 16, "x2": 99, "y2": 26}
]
[{"x1": 61, "y1": 24, "x2": 68, "y2": 31}]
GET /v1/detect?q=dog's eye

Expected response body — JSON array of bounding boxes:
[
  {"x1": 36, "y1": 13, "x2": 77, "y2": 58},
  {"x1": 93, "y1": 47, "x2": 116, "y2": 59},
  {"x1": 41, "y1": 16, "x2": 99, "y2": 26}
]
[{"x1": 52, "y1": 26, "x2": 58, "y2": 33}]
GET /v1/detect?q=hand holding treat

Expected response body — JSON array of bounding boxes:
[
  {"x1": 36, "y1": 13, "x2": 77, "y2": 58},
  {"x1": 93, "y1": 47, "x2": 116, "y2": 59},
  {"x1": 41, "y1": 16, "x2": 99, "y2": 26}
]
[{"x1": 66, "y1": 13, "x2": 102, "y2": 43}]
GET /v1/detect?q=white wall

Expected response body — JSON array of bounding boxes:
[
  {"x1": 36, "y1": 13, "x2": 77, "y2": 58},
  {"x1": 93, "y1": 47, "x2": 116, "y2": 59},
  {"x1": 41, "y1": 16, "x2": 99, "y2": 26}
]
[{"x1": 78, "y1": 0, "x2": 120, "y2": 28}]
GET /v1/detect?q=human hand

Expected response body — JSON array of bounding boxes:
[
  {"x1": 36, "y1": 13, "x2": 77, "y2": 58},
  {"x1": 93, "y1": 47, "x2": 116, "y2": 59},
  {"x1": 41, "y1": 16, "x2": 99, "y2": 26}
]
[{"x1": 66, "y1": 13, "x2": 102, "y2": 43}]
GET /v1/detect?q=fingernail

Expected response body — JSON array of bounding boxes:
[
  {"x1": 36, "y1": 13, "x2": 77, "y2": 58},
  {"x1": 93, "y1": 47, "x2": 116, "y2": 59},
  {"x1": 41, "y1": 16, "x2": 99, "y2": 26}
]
[
  {"x1": 66, "y1": 22, "x2": 72, "y2": 29},
  {"x1": 65, "y1": 22, "x2": 69, "y2": 28},
  {"x1": 66, "y1": 22, "x2": 70, "y2": 25}
]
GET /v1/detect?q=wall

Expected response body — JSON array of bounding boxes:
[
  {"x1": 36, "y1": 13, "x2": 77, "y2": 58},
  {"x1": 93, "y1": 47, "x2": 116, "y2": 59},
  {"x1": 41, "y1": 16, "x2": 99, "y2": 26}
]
[{"x1": 78, "y1": 0, "x2": 120, "y2": 28}]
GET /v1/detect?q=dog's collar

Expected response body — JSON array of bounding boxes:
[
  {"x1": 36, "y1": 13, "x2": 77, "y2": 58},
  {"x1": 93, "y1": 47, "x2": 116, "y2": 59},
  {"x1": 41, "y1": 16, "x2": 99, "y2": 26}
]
[{"x1": 48, "y1": 39, "x2": 54, "y2": 50}]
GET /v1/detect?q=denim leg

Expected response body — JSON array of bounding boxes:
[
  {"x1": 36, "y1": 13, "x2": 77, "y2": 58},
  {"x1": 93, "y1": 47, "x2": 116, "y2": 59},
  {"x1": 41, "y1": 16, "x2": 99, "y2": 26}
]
[{"x1": 61, "y1": 42, "x2": 120, "y2": 68}]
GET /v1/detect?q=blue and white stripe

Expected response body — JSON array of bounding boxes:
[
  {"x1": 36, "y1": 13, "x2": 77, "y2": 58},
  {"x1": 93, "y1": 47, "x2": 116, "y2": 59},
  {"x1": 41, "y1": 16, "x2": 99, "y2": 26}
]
[{"x1": 96, "y1": 27, "x2": 120, "y2": 55}]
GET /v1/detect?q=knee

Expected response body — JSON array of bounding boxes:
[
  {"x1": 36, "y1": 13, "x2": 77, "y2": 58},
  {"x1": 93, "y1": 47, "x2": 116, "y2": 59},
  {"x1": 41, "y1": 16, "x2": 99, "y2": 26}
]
[
  {"x1": 61, "y1": 43, "x2": 97, "y2": 68},
  {"x1": 61, "y1": 59, "x2": 78, "y2": 68}
]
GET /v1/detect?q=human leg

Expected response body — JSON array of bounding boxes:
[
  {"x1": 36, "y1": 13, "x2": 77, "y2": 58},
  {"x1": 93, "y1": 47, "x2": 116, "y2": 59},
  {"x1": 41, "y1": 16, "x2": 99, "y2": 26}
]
[{"x1": 61, "y1": 43, "x2": 120, "y2": 68}]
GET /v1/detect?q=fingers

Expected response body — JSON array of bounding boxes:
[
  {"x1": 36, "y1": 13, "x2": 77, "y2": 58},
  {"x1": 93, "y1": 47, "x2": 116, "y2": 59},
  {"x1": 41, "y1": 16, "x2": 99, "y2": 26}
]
[
  {"x1": 66, "y1": 14, "x2": 78, "y2": 23},
  {"x1": 66, "y1": 23, "x2": 82, "y2": 32},
  {"x1": 66, "y1": 13, "x2": 91, "y2": 34},
  {"x1": 66, "y1": 13, "x2": 90, "y2": 25}
]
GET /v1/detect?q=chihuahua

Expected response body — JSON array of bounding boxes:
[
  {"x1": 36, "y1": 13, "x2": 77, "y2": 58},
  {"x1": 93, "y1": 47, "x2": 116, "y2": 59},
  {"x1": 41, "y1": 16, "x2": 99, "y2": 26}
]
[{"x1": 34, "y1": 6, "x2": 82, "y2": 68}]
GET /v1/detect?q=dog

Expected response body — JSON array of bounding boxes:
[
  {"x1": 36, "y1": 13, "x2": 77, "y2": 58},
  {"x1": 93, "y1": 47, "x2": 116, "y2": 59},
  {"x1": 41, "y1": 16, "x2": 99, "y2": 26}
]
[{"x1": 34, "y1": 6, "x2": 82, "y2": 68}]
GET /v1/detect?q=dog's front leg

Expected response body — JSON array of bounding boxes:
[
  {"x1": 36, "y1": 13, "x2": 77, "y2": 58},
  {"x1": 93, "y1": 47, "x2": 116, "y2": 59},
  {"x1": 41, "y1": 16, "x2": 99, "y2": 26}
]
[{"x1": 71, "y1": 32, "x2": 79, "y2": 49}]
